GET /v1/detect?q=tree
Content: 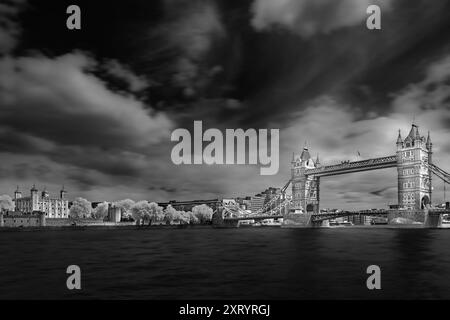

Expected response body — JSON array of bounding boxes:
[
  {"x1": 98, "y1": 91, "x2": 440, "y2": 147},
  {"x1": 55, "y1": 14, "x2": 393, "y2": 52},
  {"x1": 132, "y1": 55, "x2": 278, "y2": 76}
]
[
  {"x1": 164, "y1": 205, "x2": 178, "y2": 224},
  {"x1": 192, "y1": 204, "x2": 213, "y2": 224},
  {"x1": 114, "y1": 199, "x2": 135, "y2": 220},
  {"x1": 184, "y1": 211, "x2": 199, "y2": 224},
  {"x1": 147, "y1": 202, "x2": 164, "y2": 225},
  {"x1": 92, "y1": 202, "x2": 109, "y2": 220},
  {"x1": 0, "y1": 195, "x2": 14, "y2": 213},
  {"x1": 163, "y1": 206, "x2": 190, "y2": 225},
  {"x1": 178, "y1": 211, "x2": 190, "y2": 224},
  {"x1": 130, "y1": 201, "x2": 151, "y2": 225},
  {"x1": 69, "y1": 197, "x2": 92, "y2": 219}
]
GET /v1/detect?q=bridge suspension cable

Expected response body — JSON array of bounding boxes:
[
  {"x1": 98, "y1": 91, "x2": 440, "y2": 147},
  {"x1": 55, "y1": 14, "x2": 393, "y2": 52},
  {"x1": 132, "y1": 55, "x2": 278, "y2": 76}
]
[
  {"x1": 252, "y1": 179, "x2": 292, "y2": 216},
  {"x1": 223, "y1": 202, "x2": 249, "y2": 218},
  {"x1": 429, "y1": 163, "x2": 450, "y2": 184}
]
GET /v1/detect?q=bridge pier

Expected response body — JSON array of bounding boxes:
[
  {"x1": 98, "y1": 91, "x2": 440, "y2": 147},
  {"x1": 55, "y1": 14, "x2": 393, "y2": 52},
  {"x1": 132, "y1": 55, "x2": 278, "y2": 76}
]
[
  {"x1": 387, "y1": 209, "x2": 425, "y2": 225},
  {"x1": 217, "y1": 219, "x2": 241, "y2": 228},
  {"x1": 282, "y1": 212, "x2": 316, "y2": 227},
  {"x1": 424, "y1": 210, "x2": 443, "y2": 228},
  {"x1": 212, "y1": 208, "x2": 226, "y2": 227},
  {"x1": 386, "y1": 209, "x2": 447, "y2": 227}
]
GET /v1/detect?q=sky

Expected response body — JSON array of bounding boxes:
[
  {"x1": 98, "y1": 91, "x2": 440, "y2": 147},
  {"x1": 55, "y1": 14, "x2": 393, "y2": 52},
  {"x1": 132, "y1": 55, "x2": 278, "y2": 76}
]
[{"x1": 0, "y1": 0, "x2": 449, "y2": 209}]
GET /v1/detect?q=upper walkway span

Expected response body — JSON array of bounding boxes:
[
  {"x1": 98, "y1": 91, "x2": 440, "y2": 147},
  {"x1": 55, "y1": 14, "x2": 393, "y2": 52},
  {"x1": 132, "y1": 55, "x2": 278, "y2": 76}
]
[{"x1": 305, "y1": 155, "x2": 397, "y2": 177}]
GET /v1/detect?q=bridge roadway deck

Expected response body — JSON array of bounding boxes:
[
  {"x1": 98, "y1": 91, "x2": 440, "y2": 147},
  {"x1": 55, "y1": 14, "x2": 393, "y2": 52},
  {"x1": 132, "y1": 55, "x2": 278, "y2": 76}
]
[
  {"x1": 223, "y1": 210, "x2": 450, "y2": 222},
  {"x1": 224, "y1": 210, "x2": 389, "y2": 222},
  {"x1": 310, "y1": 210, "x2": 389, "y2": 222},
  {"x1": 224, "y1": 214, "x2": 283, "y2": 221}
]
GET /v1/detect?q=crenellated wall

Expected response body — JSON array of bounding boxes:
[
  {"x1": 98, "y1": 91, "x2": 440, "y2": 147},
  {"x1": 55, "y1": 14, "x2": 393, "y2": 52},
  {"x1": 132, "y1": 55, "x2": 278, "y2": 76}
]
[{"x1": 0, "y1": 212, "x2": 45, "y2": 227}]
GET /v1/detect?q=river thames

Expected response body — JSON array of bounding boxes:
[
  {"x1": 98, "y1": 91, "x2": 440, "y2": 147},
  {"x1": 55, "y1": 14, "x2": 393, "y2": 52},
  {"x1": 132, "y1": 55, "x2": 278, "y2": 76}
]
[{"x1": 1, "y1": 227, "x2": 450, "y2": 299}]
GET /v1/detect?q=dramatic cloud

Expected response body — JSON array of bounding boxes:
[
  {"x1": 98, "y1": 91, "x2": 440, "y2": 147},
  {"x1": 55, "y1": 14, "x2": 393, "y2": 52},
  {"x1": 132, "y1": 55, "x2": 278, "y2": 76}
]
[
  {"x1": 251, "y1": 0, "x2": 392, "y2": 37},
  {"x1": 0, "y1": 0, "x2": 26, "y2": 53},
  {"x1": 159, "y1": 0, "x2": 225, "y2": 97},
  {"x1": 0, "y1": 51, "x2": 174, "y2": 194},
  {"x1": 0, "y1": 52, "x2": 172, "y2": 150},
  {"x1": 390, "y1": 54, "x2": 450, "y2": 154}
]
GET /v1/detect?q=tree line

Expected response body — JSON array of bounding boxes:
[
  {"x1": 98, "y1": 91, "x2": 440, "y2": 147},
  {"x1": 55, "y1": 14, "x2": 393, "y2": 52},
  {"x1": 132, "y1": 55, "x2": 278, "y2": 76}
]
[{"x1": 70, "y1": 197, "x2": 214, "y2": 225}]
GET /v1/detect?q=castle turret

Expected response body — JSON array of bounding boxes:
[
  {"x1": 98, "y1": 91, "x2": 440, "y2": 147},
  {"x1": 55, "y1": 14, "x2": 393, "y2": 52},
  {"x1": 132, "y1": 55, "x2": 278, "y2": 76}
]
[
  {"x1": 41, "y1": 187, "x2": 49, "y2": 199},
  {"x1": 14, "y1": 186, "x2": 22, "y2": 200},
  {"x1": 60, "y1": 185, "x2": 67, "y2": 200},
  {"x1": 30, "y1": 184, "x2": 39, "y2": 212}
]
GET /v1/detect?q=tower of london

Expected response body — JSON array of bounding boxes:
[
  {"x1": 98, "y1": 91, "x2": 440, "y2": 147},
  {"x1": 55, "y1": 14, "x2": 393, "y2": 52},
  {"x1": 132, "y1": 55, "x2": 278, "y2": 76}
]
[{"x1": 14, "y1": 186, "x2": 69, "y2": 218}]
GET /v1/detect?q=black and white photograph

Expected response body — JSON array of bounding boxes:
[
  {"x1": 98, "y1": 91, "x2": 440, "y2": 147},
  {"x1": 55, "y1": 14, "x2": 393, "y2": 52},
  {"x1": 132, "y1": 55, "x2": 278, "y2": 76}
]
[{"x1": 1, "y1": 0, "x2": 450, "y2": 312}]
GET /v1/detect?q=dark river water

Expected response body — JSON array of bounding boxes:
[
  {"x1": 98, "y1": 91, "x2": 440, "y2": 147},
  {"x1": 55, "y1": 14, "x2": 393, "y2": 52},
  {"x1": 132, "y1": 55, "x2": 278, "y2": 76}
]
[{"x1": 1, "y1": 226, "x2": 450, "y2": 299}]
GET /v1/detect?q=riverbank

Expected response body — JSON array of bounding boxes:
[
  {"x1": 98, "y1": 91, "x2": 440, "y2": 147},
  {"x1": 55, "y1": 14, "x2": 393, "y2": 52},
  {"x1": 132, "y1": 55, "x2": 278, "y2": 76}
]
[
  {"x1": 2, "y1": 223, "x2": 449, "y2": 232},
  {"x1": 0, "y1": 223, "x2": 214, "y2": 232}
]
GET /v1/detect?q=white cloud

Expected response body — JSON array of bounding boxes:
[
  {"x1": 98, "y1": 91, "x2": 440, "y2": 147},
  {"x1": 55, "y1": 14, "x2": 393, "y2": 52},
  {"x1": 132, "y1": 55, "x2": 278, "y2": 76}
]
[
  {"x1": 251, "y1": 0, "x2": 392, "y2": 37},
  {"x1": 103, "y1": 59, "x2": 149, "y2": 93}
]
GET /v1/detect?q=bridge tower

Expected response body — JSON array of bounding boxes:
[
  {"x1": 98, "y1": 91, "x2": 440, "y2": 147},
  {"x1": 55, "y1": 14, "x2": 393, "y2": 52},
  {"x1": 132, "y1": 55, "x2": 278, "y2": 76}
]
[
  {"x1": 291, "y1": 146, "x2": 320, "y2": 213},
  {"x1": 396, "y1": 123, "x2": 432, "y2": 210}
]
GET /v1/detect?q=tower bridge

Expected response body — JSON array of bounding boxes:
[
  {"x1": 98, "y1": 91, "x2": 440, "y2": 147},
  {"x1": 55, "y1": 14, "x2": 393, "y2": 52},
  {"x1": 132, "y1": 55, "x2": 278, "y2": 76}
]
[{"x1": 217, "y1": 122, "x2": 450, "y2": 227}]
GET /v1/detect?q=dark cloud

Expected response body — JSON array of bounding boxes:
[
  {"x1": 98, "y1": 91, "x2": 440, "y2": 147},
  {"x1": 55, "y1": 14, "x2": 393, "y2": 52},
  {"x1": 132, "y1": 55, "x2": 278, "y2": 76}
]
[
  {"x1": 0, "y1": 0, "x2": 26, "y2": 54},
  {"x1": 148, "y1": 186, "x2": 178, "y2": 194},
  {"x1": 0, "y1": 53, "x2": 172, "y2": 149},
  {"x1": 0, "y1": 52, "x2": 174, "y2": 182},
  {"x1": 66, "y1": 169, "x2": 98, "y2": 190}
]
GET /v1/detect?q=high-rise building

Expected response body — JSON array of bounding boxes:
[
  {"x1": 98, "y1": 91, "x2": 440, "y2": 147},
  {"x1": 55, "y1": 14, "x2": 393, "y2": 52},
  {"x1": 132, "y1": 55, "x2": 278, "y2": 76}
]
[{"x1": 250, "y1": 195, "x2": 265, "y2": 213}]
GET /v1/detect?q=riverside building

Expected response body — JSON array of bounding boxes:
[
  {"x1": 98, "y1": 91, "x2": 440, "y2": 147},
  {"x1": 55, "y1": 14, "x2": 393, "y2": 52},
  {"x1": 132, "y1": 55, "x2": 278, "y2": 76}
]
[{"x1": 13, "y1": 185, "x2": 69, "y2": 218}]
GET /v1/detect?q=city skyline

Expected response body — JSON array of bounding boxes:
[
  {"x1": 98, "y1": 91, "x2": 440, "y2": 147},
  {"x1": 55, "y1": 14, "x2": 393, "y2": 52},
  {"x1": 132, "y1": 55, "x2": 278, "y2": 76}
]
[{"x1": 0, "y1": 0, "x2": 450, "y2": 210}]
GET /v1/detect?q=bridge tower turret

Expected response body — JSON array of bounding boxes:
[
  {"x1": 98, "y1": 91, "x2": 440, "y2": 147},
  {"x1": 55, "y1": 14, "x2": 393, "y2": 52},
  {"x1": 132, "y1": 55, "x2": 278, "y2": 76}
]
[
  {"x1": 396, "y1": 130, "x2": 403, "y2": 150},
  {"x1": 396, "y1": 123, "x2": 432, "y2": 210}
]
